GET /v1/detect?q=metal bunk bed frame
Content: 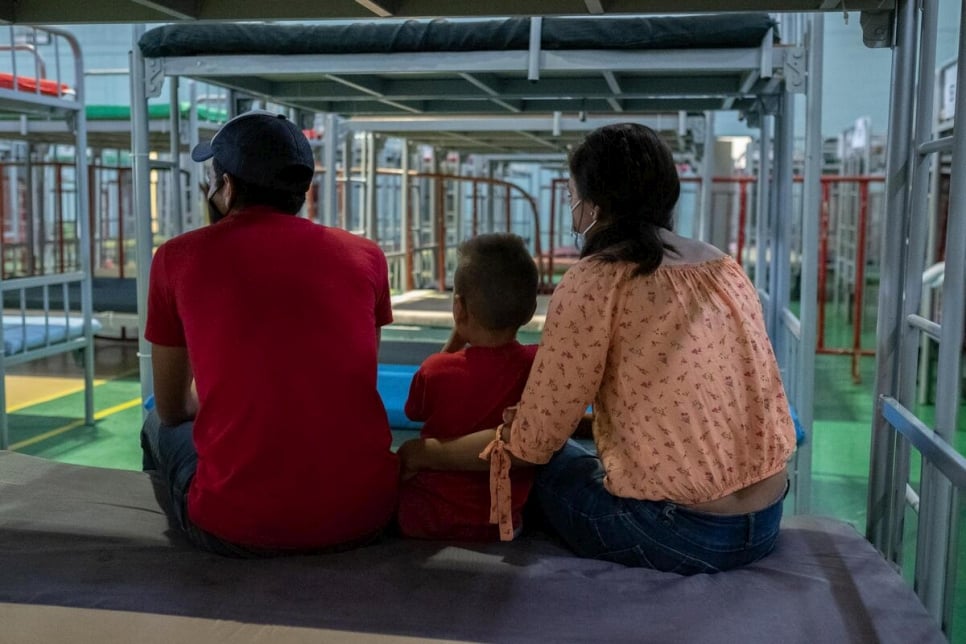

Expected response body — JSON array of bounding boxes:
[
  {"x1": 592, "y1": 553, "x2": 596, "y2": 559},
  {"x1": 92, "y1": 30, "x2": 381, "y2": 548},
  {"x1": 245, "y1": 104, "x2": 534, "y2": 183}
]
[
  {"x1": 867, "y1": 0, "x2": 966, "y2": 633},
  {"x1": 0, "y1": 25, "x2": 95, "y2": 450}
]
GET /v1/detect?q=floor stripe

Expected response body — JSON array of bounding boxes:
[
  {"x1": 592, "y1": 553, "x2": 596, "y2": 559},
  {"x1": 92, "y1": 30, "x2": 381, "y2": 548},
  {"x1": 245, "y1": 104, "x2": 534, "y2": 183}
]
[
  {"x1": 6, "y1": 367, "x2": 140, "y2": 413},
  {"x1": 8, "y1": 397, "x2": 143, "y2": 451},
  {"x1": 6, "y1": 380, "x2": 108, "y2": 413}
]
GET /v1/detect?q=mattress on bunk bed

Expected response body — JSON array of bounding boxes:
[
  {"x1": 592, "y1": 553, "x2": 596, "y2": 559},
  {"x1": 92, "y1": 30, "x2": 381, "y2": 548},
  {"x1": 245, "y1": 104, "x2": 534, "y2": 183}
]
[
  {"x1": 0, "y1": 451, "x2": 944, "y2": 644},
  {"x1": 138, "y1": 13, "x2": 776, "y2": 58},
  {"x1": 0, "y1": 72, "x2": 74, "y2": 98},
  {"x1": 2, "y1": 277, "x2": 138, "y2": 315},
  {"x1": 2, "y1": 315, "x2": 100, "y2": 355}
]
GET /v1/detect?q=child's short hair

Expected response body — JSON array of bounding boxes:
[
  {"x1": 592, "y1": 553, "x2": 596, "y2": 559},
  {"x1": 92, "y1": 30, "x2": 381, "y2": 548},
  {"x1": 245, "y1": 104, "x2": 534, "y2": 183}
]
[{"x1": 454, "y1": 233, "x2": 538, "y2": 331}]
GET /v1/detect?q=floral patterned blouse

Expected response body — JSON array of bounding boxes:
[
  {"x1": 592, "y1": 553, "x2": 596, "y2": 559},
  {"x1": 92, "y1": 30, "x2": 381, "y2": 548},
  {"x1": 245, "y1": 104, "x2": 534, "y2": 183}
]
[{"x1": 483, "y1": 254, "x2": 796, "y2": 538}]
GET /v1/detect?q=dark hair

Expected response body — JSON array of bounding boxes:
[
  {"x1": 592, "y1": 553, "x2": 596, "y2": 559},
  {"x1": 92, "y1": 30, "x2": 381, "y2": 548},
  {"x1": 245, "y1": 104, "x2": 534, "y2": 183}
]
[
  {"x1": 454, "y1": 233, "x2": 538, "y2": 332},
  {"x1": 569, "y1": 123, "x2": 681, "y2": 276},
  {"x1": 212, "y1": 158, "x2": 307, "y2": 215}
]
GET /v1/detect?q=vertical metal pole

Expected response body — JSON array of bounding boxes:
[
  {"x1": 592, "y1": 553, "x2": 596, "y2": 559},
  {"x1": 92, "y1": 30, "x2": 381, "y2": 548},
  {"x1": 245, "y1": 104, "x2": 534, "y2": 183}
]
[
  {"x1": 365, "y1": 133, "x2": 378, "y2": 241},
  {"x1": 867, "y1": 0, "x2": 918, "y2": 555},
  {"x1": 188, "y1": 80, "x2": 200, "y2": 231},
  {"x1": 341, "y1": 132, "x2": 352, "y2": 230},
  {"x1": 400, "y1": 140, "x2": 412, "y2": 292},
  {"x1": 771, "y1": 94, "x2": 794, "y2": 361},
  {"x1": 794, "y1": 13, "x2": 824, "y2": 515},
  {"x1": 322, "y1": 113, "x2": 339, "y2": 228},
  {"x1": 168, "y1": 77, "x2": 183, "y2": 236},
  {"x1": 755, "y1": 115, "x2": 773, "y2": 299},
  {"x1": 71, "y1": 44, "x2": 95, "y2": 427},
  {"x1": 130, "y1": 25, "x2": 155, "y2": 411},
  {"x1": 920, "y1": 0, "x2": 966, "y2": 625},
  {"x1": 698, "y1": 111, "x2": 715, "y2": 243}
]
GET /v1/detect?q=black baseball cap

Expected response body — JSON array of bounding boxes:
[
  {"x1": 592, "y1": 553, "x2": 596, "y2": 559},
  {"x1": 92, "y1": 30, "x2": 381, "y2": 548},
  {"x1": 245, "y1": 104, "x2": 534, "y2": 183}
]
[{"x1": 191, "y1": 110, "x2": 315, "y2": 192}]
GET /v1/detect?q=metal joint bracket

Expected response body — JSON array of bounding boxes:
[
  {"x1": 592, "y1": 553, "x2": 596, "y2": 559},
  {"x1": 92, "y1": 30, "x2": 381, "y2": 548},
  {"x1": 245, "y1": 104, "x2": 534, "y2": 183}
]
[
  {"x1": 743, "y1": 108, "x2": 761, "y2": 129},
  {"x1": 144, "y1": 58, "x2": 165, "y2": 98},
  {"x1": 782, "y1": 48, "x2": 807, "y2": 93},
  {"x1": 860, "y1": 11, "x2": 894, "y2": 49},
  {"x1": 754, "y1": 94, "x2": 782, "y2": 117}
]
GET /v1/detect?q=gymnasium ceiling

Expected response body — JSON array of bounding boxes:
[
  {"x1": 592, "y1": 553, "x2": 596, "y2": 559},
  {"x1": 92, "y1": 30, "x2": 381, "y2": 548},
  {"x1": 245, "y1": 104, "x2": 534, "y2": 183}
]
[{"x1": 0, "y1": 0, "x2": 894, "y2": 24}]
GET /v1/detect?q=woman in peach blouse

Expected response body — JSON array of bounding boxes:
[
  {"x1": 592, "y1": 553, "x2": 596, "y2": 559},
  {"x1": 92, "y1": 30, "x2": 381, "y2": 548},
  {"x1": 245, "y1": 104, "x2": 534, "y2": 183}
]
[{"x1": 398, "y1": 123, "x2": 796, "y2": 574}]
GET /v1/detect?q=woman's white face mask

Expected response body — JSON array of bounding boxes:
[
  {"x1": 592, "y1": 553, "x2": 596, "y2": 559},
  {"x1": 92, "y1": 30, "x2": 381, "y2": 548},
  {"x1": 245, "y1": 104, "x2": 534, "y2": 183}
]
[{"x1": 570, "y1": 199, "x2": 597, "y2": 252}]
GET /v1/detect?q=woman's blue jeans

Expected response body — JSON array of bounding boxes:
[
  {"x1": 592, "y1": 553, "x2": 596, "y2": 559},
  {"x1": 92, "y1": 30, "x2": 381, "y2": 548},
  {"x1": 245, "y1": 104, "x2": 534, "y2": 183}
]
[{"x1": 532, "y1": 440, "x2": 785, "y2": 575}]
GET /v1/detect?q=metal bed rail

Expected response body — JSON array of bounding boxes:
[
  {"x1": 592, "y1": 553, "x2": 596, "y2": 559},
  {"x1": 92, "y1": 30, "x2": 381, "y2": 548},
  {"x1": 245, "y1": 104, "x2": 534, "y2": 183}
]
[
  {"x1": 868, "y1": 0, "x2": 966, "y2": 635},
  {"x1": 0, "y1": 26, "x2": 94, "y2": 451}
]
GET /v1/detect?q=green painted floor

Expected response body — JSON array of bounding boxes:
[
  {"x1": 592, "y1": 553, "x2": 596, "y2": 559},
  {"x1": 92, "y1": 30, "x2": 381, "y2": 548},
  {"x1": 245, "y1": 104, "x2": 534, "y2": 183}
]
[{"x1": 6, "y1": 318, "x2": 966, "y2": 640}]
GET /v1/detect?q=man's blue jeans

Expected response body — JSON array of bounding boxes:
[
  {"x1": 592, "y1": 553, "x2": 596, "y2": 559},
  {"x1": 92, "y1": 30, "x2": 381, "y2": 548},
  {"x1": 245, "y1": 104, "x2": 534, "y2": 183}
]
[
  {"x1": 140, "y1": 411, "x2": 272, "y2": 557},
  {"x1": 531, "y1": 440, "x2": 785, "y2": 574}
]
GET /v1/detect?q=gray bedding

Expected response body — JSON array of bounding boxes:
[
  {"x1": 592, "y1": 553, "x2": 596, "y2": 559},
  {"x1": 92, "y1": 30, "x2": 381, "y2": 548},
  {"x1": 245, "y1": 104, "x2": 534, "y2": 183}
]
[
  {"x1": 0, "y1": 450, "x2": 945, "y2": 643},
  {"x1": 138, "y1": 15, "x2": 777, "y2": 59}
]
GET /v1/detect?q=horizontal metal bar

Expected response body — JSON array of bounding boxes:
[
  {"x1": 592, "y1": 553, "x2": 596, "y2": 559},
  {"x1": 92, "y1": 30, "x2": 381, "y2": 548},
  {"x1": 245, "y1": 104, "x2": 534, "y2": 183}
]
[
  {"x1": 906, "y1": 313, "x2": 941, "y2": 342},
  {"x1": 917, "y1": 136, "x2": 954, "y2": 156},
  {"x1": 905, "y1": 483, "x2": 920, "y2": 513},
  {"x1": 0, "y1": 272, "x2": 86, "y2": 291},
  {"x1": 3, "y1": 337, "x2": 89, "y2": 366},
  {"x1": 159, "y1": 47, "x2": 772, "y2": 78},
  {"x1": 781, "y1": 307, "x2": 801, "y2": 339},
  {"x1": 881, "y1": 396, "x2": 966, "y2": 490}
]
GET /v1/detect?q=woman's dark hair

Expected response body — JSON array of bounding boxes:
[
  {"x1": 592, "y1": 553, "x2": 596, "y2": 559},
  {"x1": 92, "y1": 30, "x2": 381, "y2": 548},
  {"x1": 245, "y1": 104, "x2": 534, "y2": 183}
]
[
  {"x1": 454, "y1": 233, "x2": 538, "y2": 331},
  {"x1": 212, "y1": 158, "x2": 307, "y2": 215},
  {"x1": 569, "y1": 123, "x2": 681, "y2": 276}
]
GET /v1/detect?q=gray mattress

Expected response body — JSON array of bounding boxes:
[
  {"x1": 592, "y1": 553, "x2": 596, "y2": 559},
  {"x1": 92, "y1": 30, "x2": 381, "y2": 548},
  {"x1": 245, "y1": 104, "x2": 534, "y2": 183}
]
[
  {"x1": 0, "y1": 450, "x2": 945, "y2": 643},
  {"x1": 138, "y1": 14, "x2": 777, "y2": 58}
]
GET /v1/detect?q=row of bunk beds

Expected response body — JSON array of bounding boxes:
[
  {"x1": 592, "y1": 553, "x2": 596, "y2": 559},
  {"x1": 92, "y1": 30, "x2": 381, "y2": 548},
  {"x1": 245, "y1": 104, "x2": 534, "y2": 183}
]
[{"x1": 0, "y1": 6, "x2": 963, "y2": 642}]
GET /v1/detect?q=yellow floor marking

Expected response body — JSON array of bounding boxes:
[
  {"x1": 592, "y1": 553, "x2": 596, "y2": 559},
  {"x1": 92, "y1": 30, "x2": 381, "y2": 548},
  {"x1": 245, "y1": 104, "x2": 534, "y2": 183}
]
[
  {"x1": 6, "y1": 376, "x2": 108, "y2": 412},
  {"x1": 8, "y1": 397, "x2": 143, "y2": 451}
]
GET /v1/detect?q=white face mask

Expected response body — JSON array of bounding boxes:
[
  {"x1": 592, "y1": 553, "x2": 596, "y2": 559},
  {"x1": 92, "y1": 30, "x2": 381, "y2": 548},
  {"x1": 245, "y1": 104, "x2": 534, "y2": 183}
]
[{"x1": 571, "y1": 199, "x2": 597, "y2": 253}]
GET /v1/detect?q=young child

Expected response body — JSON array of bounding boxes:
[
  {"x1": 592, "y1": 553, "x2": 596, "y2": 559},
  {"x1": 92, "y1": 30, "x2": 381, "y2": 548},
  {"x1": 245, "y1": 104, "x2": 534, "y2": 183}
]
[{"x1": 397, "y1": 233, "x2": 539, "y2": 541}]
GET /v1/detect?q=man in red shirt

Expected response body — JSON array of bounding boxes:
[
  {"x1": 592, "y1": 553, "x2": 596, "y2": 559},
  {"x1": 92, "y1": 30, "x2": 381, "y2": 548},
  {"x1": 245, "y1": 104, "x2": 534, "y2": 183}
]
[{"x1": 140, "y1": 111, "x2": 398, "y2": 556}]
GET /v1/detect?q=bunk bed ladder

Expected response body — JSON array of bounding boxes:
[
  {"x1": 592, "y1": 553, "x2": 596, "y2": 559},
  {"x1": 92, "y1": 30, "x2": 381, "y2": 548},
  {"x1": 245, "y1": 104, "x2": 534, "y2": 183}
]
[{"x1": 868, "y1": 0, "x2": 966, "y2": 634}]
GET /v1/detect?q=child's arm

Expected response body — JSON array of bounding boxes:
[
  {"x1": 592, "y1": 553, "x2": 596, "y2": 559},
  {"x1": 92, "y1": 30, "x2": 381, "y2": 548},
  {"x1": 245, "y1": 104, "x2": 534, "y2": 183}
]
[
  {"x1": 397, "y1": 425, "x2": 537, "y2": 476},
  {"x1": 404, "y1": 368, "x2": 429, "y2": 423}
]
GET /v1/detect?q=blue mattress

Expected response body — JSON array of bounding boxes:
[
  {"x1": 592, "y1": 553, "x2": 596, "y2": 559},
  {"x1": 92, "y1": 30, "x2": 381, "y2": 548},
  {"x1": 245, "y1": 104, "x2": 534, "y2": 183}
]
[
  {"x1": 2, "y1": 315, "x2": 100, "y2": 356},
  {"x1": 377, "y1": 363, "x2": 420, "y2": 429}
]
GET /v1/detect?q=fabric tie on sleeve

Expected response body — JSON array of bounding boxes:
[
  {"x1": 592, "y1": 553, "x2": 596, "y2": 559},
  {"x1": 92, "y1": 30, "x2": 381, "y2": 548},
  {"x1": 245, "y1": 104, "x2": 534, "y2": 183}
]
[{"x1": 480, "y1": 406, "x2": 517, "y2": 541}]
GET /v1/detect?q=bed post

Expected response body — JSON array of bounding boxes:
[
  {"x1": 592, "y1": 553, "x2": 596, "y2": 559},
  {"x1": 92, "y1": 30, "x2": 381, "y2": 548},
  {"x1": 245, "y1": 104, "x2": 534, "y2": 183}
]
[
  {"x1": 770, "y1": 91, "x2": 794, "y2": 366},
  {"x1": 792, "y1": 12, "x2": 825, "y2": 516},
  {"x1": 916, "y1": 0, "x2": 966, "y2": 625},
  {"x1": 322, "y1": 113, "x2": 339, "y2": 228},
  {"x1": 697, "y1": 111, "x2": 715, "y2": 244},
  {"x1": 66, "y1": 31, "x2": 95, "y2": 428},
  {"x1": 867, "y1": 0, "x2": 919, "y2": 561},
  {"x1": 168, "y1": 77, "x2": 184, "y2": 236},
  {"x1": 754, "y1": 113, "x2": 773, "y2": 309},
  {"x1": 130, "y1": 24, "x2": 155, "y2": 414}
]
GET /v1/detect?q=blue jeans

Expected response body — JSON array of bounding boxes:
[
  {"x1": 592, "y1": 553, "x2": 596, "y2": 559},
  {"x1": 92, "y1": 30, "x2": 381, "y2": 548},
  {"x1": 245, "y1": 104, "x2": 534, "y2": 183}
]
[
  {"x1": 140, "y1": 411, "x2": 270, "y2": 557},
  {"x1": 532, "y1": 440, "x2": 785, "y2": 574},
  {"x1": 140, "y1": 412, "x2": 382, "y2": 557}
]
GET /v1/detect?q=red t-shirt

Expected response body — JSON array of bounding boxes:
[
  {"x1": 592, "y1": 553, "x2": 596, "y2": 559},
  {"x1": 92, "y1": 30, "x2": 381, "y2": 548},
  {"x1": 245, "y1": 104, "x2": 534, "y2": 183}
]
[
  {"x1": 398, "y1": 341, "x2": 537, "y2": 540},
  {"x1": 145, "y1": 207, "x2": 398, "y2": 549}
]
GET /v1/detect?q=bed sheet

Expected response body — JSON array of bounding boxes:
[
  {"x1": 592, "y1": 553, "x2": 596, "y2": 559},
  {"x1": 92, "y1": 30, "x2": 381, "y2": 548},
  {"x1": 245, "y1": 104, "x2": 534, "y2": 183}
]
[{"x1": 0, "y1": 450, "x2": 946, "y2": 644}]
